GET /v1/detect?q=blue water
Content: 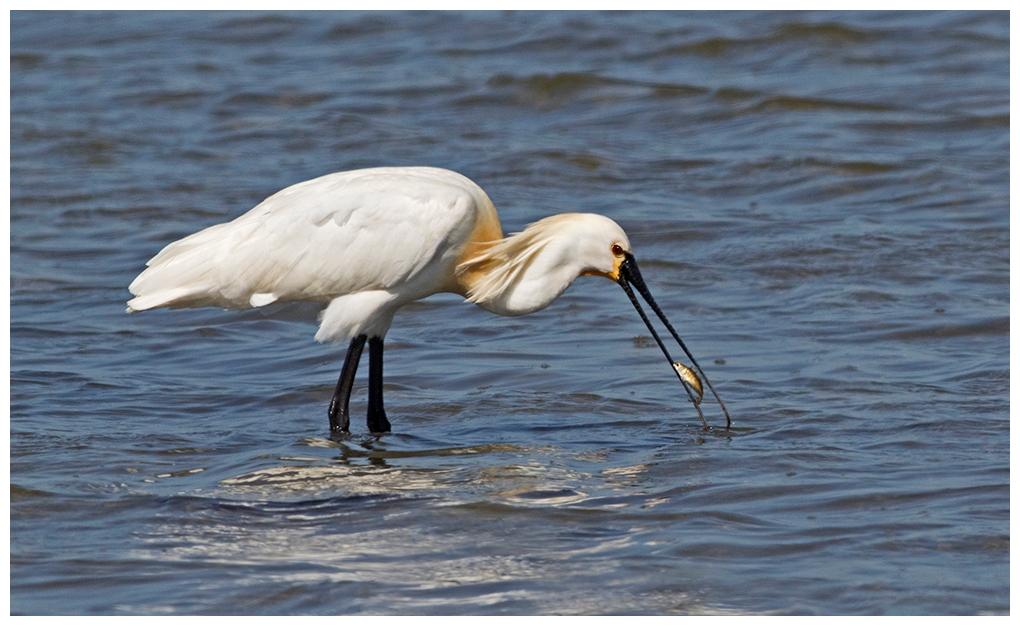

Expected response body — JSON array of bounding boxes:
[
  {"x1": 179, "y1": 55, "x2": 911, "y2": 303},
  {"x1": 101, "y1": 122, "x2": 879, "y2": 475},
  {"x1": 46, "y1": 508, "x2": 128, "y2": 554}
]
[{"x1": 10, "y1": 11, "x2": 1009, "y2": 614}]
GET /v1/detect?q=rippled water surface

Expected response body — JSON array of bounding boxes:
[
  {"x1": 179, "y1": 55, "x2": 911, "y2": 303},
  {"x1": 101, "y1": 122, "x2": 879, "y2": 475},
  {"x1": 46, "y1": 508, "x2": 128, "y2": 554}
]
[{"x1": 10, "y1": 11, "x2": 1009, "y2": 615}]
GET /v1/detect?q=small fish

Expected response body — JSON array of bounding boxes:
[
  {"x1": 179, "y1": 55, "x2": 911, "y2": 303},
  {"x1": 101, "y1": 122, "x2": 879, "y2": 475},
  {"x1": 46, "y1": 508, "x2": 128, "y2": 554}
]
[{"x1": 673, "y1": 362, "x2": 704, "y2": 405}]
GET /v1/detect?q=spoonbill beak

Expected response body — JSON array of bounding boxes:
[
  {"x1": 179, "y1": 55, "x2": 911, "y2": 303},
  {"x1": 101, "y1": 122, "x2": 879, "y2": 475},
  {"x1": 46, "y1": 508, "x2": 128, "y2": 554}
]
[{"x1": 616, "y1": 253, "x2": 731, "y2": 429}]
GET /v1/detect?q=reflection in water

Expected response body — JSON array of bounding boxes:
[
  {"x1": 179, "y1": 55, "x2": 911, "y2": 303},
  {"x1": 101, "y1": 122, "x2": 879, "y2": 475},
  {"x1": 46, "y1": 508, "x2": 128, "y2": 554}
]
[
  {"x1": 130, "y1": 448, "x2": 697, "y2": 613},
  {"x1": 220, "y1": 441, "x2": 652, "y2": 509}
]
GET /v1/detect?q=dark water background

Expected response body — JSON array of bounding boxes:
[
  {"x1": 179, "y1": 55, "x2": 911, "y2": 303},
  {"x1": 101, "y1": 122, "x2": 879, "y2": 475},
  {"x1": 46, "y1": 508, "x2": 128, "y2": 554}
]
[{"x1": 10, "y1": 11, "x2": 1009, "y2": 615}]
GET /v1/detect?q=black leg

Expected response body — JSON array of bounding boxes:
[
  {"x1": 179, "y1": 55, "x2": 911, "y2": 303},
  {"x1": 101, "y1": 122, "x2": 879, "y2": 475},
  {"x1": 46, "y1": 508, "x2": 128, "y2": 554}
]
[
  {"x1": 367, "y1": 336, "x2": 391, "y2": 434},
  {"x1": 329, "y1": 334, "x2": 367, "y2": 434}
]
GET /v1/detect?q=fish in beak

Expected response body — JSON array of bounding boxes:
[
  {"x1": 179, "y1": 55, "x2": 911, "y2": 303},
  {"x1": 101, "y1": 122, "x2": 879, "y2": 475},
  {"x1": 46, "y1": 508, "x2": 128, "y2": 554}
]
[{"x1": 616, "y1": 253, "x2": 731, "y2": 429}]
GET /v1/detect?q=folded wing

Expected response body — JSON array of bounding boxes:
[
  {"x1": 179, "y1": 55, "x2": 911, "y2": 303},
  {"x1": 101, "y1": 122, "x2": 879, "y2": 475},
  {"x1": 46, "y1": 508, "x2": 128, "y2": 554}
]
[{"x1": 127, "y1": 167, "x2": 496, "y2": 312}]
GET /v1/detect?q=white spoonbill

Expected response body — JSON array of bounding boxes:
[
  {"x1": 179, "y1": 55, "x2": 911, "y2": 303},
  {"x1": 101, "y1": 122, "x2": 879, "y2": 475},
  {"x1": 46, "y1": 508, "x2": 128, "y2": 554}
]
[{"x1": 127, "y1": 166, "x2": 729, "y2": 434}]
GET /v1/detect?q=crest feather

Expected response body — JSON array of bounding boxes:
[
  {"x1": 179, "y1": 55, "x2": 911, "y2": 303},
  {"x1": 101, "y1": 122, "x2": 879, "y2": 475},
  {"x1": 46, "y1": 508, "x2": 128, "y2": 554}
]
[{"x1": 455, "y1": 214, "x2": 578, "y2": 305}]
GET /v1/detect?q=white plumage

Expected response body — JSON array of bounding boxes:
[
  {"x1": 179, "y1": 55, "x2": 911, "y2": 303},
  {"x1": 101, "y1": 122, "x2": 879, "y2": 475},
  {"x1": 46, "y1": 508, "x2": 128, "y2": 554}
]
[
  {"x1": 129, "y1": 167, "x2": 500, "y2": 340},
  {"x1": 128, "y1": 166, "x2": 728, "y2": 434}
]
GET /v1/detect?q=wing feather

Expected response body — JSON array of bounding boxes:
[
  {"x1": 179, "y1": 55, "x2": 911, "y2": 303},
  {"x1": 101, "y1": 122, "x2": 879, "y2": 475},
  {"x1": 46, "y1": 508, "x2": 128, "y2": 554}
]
[{"x1": 127, "y1": 167, "x2": 492, "y2": 312}]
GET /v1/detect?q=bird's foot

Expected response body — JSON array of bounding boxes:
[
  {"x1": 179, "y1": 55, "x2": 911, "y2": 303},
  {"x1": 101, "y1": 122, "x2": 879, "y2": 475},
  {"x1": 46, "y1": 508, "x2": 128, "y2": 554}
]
[
  {"x1": 367, "y1": 410, "x2": 391, "y2": 435},
  {"x1": 328, "y1": 428, "x2": 352, "y2": 444},
  {"x1": 328, "y1": 403, "x2": 350, "y2": 435}
]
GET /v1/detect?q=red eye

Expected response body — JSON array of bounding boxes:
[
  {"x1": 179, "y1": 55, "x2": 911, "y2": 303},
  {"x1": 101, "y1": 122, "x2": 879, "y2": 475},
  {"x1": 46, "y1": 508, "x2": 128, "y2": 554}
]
[{"x1": 611, "y1": 244, "x2": 624, "y2": 256}]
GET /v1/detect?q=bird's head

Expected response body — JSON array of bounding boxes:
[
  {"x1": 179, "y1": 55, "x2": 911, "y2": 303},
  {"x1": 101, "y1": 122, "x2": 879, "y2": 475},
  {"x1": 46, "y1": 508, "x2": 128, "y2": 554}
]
[{"x1": 567, "y1": 213, "x2": 632, "y2": 281}]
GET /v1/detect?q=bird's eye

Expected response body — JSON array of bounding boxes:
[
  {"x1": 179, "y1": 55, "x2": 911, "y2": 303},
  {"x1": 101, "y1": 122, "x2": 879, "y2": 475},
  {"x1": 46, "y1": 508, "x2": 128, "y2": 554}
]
[{"x1": 611, "y1": 244, "x2": 625, "y2": 257}]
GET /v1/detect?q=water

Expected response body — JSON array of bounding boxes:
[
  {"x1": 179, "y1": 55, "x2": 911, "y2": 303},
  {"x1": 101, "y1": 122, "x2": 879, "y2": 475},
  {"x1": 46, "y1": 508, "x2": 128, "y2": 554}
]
[{"x1": 10, "y1": 10, "x2": 1009, "y2": 615}]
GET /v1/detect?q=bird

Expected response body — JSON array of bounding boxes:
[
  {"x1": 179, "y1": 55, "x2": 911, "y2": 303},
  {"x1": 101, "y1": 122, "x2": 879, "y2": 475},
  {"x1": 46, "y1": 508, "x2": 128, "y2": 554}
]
[{"x1": 127, "y1": 166, "x2": 729, "y2": 435}]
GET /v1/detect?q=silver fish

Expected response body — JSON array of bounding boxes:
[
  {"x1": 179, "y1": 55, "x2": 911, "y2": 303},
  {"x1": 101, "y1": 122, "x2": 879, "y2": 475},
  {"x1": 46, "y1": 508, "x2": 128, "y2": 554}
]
[{"x1": 672, "y1": 362, "x2": 703, "y2": 405}]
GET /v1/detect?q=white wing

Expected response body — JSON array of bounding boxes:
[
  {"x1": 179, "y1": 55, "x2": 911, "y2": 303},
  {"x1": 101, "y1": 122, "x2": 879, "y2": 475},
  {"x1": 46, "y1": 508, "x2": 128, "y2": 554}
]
[{"x1": 127, "y1": 167, "x2": 496, "y2": 313}]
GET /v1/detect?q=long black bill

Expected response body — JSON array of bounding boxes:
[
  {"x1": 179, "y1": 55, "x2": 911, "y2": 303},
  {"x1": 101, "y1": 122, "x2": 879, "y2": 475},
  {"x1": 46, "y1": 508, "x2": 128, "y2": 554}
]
[{"x1": 617, "y1": 254, "x2": 731, "y2": 429}]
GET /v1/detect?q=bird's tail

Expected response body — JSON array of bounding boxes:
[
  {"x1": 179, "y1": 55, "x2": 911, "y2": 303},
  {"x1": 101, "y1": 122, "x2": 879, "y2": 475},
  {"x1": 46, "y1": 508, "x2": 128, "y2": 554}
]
[{"x1": 126, "y1": 220, "x2": 255, "y2": 312}]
